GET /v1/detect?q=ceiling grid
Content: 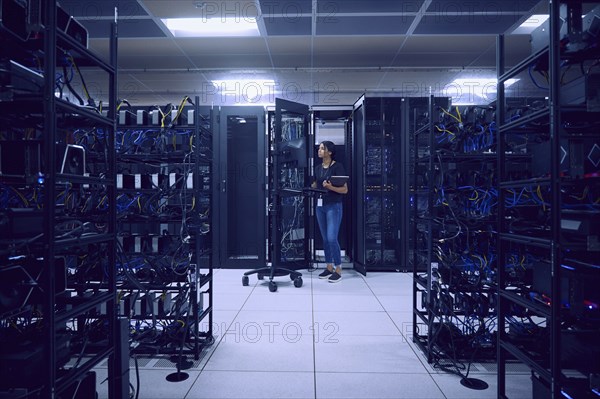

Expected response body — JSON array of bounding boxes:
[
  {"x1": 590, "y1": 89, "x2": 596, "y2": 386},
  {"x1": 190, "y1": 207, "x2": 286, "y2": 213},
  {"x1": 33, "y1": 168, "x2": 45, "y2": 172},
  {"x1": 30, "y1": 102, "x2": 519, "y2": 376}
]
[{"x1": 72, "y1": 0, "x2": 545, "y2": 105}]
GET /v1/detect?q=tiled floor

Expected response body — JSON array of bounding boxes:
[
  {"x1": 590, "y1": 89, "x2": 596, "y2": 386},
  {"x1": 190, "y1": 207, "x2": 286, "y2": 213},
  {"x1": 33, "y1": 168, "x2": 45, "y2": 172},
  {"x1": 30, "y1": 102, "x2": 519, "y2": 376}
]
[{"x1": 96, "y1": 267, "x2": 533, "y2": 399}]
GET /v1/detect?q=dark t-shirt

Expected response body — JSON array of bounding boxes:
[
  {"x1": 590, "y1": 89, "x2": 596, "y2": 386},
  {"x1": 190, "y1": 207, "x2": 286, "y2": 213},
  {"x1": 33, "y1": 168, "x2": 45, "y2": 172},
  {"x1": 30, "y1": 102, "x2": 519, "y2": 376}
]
[{"x1": 314, "y1": 161, "x2": 347, "y2": 204}]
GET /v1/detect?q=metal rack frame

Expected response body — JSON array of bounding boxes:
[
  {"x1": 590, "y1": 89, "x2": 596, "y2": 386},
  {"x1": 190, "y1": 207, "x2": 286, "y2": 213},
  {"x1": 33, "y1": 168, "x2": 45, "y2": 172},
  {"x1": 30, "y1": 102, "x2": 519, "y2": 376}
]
[
  {"x1": 114, "y1": 98, "x2": 214, "y2": 360},
  {"x1": 496, "y1": 1, "x2": 600, "y2": 397},
  {"x1": 0, "y1": 1, "x2": 122, "y2": 397}
]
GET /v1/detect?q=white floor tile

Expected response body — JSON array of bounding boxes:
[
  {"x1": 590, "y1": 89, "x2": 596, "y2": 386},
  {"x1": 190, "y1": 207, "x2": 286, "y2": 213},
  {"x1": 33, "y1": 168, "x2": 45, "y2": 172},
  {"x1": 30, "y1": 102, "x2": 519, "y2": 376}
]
[
  {"x1": 213, "y1": 269, "x2": 252, "y2": 286},
  {"x1": 213, "y1": 292, "x2": 252, "y2": 311},
  {"x1": 366, "y1": 283, "x2": 412, "y2": 296},
  {"x1": 315, "y1": 372, "x2": 445, "y2": 399},
  {"x1": 203, "y1": 331, "x2": 314, "y2": 372},
  {"x1": 243, "y1": 292, "x2": 313, "y2": 311},
  {"x1": 102, "y1": 271, "x2": 533, "y2": 399},
  {"x1": 229, "y1": 310, "x2": 314, "y2": 337},
  {"x1": 376, "y1": 295, "x2": 413, "y2": 312},
  {"x1": 386, "y1": 311, "x2": 415, "y2": 336},
  {"x1": 200, "y1": 310, "x2": 240, "y2": 339},
  {"x1": 186, "y1": 371, "x2": 315, "y2": 399},
  {"x1": 313, "y1": 311, "x2": 401, "y2": 336},
  {"x1": 95, "y1": 368, "x2": 200, "y2": 399},
  {"x1": 314, "y1": 335, "x2": 429, "y2": 374},
  {"x1": 312, "y1": 294, "x2": 383, "y2": 312},
  {"x1": 362, "y1": 272, "x2": 406, "y2": 284},
  {"x1": 430, "y1": 373, "x2": 533, "y2": 399}
]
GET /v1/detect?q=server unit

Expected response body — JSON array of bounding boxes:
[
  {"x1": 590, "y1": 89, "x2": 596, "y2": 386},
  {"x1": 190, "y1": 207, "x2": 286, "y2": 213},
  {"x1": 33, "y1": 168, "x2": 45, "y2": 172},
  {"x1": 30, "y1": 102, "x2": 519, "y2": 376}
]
[{"x1": 352, "y1": 96, "x2": 405, "y2": 273}]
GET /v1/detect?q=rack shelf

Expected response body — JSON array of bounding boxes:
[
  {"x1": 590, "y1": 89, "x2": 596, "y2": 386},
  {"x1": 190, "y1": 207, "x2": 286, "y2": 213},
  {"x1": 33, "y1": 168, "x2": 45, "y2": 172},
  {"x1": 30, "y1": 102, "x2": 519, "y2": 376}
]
[
  {"x1": 114, "y1": 100, "x2": 214, "y2": 360},
  {"x1": 496, "y1": 2, "x2": 600, "y2": 397},
  {"x1": 0, "y1": 96, "x2": 114, "y2": 126},
  {"x1": 411, "y1": 94, "x2": 500, "y2": 371},
  {"x1": 0, "y1": 2, "x2": 122, "y2": 397}
]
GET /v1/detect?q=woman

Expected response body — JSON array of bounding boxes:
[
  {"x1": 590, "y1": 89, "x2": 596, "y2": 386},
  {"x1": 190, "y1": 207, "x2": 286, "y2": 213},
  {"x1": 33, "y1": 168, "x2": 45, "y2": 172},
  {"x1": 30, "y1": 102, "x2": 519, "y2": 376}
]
[{"x1": 313, "y1": 141, "x2": 348, "y2": 283}]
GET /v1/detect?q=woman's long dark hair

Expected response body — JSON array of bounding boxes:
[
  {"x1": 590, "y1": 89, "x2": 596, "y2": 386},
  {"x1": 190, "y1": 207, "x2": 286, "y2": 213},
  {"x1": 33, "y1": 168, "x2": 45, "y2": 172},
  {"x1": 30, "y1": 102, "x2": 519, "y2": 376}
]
[{"x1": 321, "y1": 140, "x2": 336, "y2": 160}]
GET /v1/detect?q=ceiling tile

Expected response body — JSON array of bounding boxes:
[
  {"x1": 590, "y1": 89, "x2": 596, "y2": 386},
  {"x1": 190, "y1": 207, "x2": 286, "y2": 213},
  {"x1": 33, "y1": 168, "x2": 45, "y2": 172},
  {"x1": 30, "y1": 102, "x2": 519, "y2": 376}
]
[
  {"x1": 317, "y1": 0, "x2": 425, "y2": 14},
  {"x1": 313, "y1": 36, "x2": 405, "y2": 53},
  {"x1": 60, "y1": 1, "x2": 148, "y2": 17},
  {"x1": 413, "y1": 15, "x2": 524, "y2": 34},
  {"x1": 117, "y1": 39, "x2": 178, "y2": 52},
  {"x1": 389, "y1": 53, "x2": 485, "y2": 68},
  {"x1": 270, "y1": 54, "x2": 315, "y2": 68},
  {"x1": 266, "y1": 36, "x2": 312, "y2": 52},
  {"x1": 188, "y1": 55, "x2": 274, "y2": 69},
  {"x1": 259, "y1": 0, "x2": 312, "y2": 15},
  {"x1": 312, "y1": 53, "x2": 396, "y2": 68},
  {"x1": 426, "y1": 0, "x2": 539, "y2": 13},
  {"x1": 267, "y1": 37, "x2": 311, "y2": 67},
  {"x1": 117, "y1": 55, "x2": 196, "y2": 69},
  {"x1": 175, "y1": 37, "x2": 268, "y2": 55},
  {"x1": 82, "y1": 19, "x2": 167, "y2": 38},
  {"x1": 401, "y1": 36, "x2": 495, "y2": 53},
  {"x1": 316, "y1": 16, "x2": 413, "y2": 35},
  {"x1": 263, "y1": 16, "x2": 312, "y2": 35}
]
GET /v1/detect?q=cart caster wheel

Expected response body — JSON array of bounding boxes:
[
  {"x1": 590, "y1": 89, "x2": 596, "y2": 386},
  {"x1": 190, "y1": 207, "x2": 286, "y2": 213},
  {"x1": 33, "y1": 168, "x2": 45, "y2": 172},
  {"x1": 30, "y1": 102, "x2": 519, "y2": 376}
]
[
  {"x1": 242, "y1": 276, "x2": 249, "y2": 286},
  {"x1": 290, "y1": 274, "x2": 296, "y2": 281},
  {"x1": 294, "y1": 277, "x2": 303, "y2": 288},
  {"x1": 269, "y1": 281, "x2": 277, "y2": 292},
  {"x1": 257, "y1": 274, "x2": 264, "y2": 280}
]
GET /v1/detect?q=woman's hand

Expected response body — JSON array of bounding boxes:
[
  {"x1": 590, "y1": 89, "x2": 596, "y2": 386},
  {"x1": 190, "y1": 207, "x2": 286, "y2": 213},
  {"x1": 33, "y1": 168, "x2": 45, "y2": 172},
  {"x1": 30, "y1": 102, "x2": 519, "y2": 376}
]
[{"x1": 323, "y1": 181, "x2": 348, "y2": 194}]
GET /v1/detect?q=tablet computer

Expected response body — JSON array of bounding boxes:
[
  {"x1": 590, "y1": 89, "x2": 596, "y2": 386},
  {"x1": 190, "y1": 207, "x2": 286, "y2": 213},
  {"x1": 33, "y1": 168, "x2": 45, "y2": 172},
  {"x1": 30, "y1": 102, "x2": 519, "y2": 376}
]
[{"x1": 329, "y1": 175, "x2": 349, "y2": 186}]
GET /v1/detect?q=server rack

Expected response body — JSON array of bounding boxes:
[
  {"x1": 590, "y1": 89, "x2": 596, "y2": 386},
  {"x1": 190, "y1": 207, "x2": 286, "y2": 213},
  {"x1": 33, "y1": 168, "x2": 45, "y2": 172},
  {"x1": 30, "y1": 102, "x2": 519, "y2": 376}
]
[
  {"x1": 496, "y1": 2, "x2": 600, "y2": 398},
  {"x1": 352, "y1": 96, "x2": 404, "y2": 273},
  {"x1": 405, "y1": 97, "x2": 432, "y2": 276},
  {"x1": 411, "y1": 95, "x2": 499, "y2": 384},
  {"x1": 242, "y1": 99, "x2": 308, "y2": 291},
  {"x1": 0, "y1": 1, "x2": 122, "y2": 397},
  {"x1": 410, "y1": 95, "x2": 450, "y2": 363},
  {"x1": 215, "y1": 106, "x2": 267, "y2": 269},
  {"x1": 313, "y1": 107, "x2": 353, "y2": 267},
  {"x1": 114, "y1": 98, "x2": 214, "y2": 360}
]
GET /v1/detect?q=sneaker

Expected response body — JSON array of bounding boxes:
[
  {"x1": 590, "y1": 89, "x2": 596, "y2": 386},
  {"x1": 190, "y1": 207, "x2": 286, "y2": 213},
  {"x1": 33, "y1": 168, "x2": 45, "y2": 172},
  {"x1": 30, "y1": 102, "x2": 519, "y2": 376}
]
[
  {"x1": 328, "y1": 272, "x2": 342, "y2": 283},
  {"x1": 318, "y1": 269, "x2": 333, "y2": 279}
]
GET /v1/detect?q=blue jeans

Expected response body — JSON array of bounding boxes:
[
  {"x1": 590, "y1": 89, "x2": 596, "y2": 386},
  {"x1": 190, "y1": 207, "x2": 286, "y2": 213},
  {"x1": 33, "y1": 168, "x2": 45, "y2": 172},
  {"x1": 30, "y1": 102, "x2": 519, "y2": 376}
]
[{"x1": 316, "y1": 202, "x2": 343, "y2": 267}]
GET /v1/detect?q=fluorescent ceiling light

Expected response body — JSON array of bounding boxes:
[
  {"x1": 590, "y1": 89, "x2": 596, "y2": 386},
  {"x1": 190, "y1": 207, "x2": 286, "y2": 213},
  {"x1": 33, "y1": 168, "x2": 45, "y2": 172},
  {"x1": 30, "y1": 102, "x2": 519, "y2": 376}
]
[
  {"x1": 211, "y1": 79, "x2": 276, "y2": 87},
  {"x1": 162, "y1": 18, "x2": 259, "y2": 37},
  {"x1": 209, "y1": 79, "x2": 277, "y2": 104},
  {"x1": 450, "y1": 78, "x2": 519, "y2": 89},
  {"x1": 513, "y1": 14, "x2": 549, "y2": 34}
]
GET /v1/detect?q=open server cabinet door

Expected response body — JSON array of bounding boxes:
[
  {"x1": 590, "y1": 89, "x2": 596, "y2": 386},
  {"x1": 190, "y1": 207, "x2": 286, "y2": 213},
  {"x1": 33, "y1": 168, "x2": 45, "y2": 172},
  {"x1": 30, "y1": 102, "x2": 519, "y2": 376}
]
[
  {"x1": 352, "y1": 97, "x2": 368, "y2": 276},
  {"x1": 271, "y1": 98, "x2": 312, "y2": 270}
]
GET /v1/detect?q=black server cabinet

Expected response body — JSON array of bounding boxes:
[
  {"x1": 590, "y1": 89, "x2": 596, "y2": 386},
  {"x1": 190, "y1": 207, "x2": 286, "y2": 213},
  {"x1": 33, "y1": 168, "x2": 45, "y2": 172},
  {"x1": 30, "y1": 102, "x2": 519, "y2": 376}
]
[
  {"x1": 352, "y1": 96, "x2": 404, "y2": 273},
  {"x1": 312, "y1": 108, "x2": 353, "y2": 266},
  {"x1": 215, "y1": 106, "x2": 267, "y2": 268}
]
